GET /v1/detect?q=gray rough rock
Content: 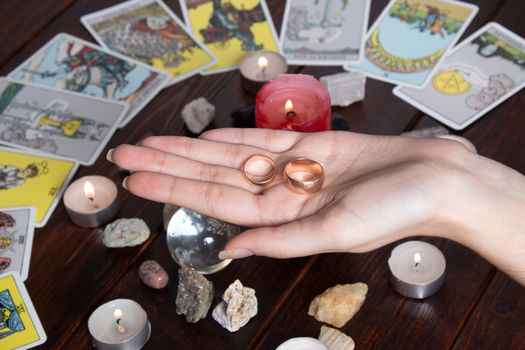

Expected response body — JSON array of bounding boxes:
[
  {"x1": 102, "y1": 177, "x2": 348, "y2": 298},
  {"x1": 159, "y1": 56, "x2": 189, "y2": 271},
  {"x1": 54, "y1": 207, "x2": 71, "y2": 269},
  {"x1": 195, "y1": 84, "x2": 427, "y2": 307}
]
[
  {"x1": 181, "y1": 97, "x2": 215, "y2": 134},
  {"x1": 102, "y1": 218, "x2": 150, "y2": 247},
  {"x1": 175, "y1": 266, "x2": 214, "y2": 323},
  {"x1": 320, "y1": 72, "x2": 366, "y2": 107},
  {"x1": 212, "y1": 279, "x2": 257, "y2": 332}
]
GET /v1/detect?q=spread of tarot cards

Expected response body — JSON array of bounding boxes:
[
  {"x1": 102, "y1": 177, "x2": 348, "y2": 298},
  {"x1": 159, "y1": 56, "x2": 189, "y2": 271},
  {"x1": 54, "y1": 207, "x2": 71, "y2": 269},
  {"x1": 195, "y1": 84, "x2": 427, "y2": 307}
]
[{"x1": 0, "y1": 1, "x2": 524, "y2": 348}]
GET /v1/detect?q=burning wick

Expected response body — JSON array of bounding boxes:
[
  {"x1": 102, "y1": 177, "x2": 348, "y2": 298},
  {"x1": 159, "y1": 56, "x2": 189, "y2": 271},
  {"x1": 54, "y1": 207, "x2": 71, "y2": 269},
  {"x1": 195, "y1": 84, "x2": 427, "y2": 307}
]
[
  {"x1": 284, "y1": 99, "x2": 296, "y2": 120},
  {"x1": 114, "y1": 308, "x2": 126, "y2": 334},
  {"x1": 414, "y1": 252, "x2": 421, "y2": 272},
  {"x1": 258, "y1": 56, "x2": 268, "y2": 76},
  {"x1": 83, "y1": 181, "x2": 99, "y2": 209}
]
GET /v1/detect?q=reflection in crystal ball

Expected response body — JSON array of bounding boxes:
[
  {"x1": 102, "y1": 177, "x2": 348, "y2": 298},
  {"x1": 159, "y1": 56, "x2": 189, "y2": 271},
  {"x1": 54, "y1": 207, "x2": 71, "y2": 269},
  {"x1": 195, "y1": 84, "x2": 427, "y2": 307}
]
[{"x1": 166, "y1": 208, "x2": 243, "y2": 274}]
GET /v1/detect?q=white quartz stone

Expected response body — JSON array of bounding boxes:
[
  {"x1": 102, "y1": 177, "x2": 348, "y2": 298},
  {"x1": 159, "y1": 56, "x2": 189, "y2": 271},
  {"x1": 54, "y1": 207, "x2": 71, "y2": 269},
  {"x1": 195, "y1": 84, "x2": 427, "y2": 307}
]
[
  {"x1": 212, "y1": 279, "x2": 257, "y2": 332},
  {"x1": 320, "y1": 72, "x2": 366, "y2": 107},
  {"x1": 181, "y1": 97, "x2": 215, "y2": 134}
]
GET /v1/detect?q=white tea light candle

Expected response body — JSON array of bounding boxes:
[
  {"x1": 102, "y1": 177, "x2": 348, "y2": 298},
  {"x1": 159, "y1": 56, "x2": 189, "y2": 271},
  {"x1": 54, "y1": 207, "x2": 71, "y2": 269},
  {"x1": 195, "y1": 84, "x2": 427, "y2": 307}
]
[
  {"x1": 388, "y1": 241, "x2": 446, "y2": 299},
  {"x1": 239, "y1": 50, "x2": 287, "y2": 94},
  {"x1": 63, "y1": 175, "x2": 118, "y2": 227},
  {"x1": 88, "y1": 299, "x2": 150, "y2": 350}
]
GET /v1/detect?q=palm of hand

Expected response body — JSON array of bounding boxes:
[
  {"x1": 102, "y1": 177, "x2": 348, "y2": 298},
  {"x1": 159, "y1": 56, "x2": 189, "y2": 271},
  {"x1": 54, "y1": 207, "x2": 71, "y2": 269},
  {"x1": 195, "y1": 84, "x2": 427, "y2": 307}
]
[{"x1": 113, "y1": 128, "x2": 465, "y2": 258}]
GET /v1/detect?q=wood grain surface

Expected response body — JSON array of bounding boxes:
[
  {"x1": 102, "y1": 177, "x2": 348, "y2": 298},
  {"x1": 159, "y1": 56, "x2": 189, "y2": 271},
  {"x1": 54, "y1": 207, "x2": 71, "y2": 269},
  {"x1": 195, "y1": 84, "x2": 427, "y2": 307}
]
[{"x1": 0, "y1": 0, "x2": 524, "y2": 349}]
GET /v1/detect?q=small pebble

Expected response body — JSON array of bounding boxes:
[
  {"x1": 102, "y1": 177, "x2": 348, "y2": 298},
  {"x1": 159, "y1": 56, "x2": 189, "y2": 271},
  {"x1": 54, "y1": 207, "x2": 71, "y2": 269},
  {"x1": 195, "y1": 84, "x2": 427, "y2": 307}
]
[
  {"x1": 138, "y1": 260, "x2": 169, "y2": 289},
  {"x1": 308, "y1": 282, "x2": 368, "y2": 328},
  {"x1": 102, "y1": 218, "x2": 150, "y2": 248},
  {"x1": 181, "y1": 97, "x2": 215, "y2": 134}
]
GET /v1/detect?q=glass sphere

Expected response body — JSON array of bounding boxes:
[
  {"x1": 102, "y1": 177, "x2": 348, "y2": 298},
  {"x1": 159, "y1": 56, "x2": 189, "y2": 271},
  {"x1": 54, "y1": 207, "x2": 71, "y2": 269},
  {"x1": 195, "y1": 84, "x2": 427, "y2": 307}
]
[{"x1": 166, "y1": 207, "x2": 243, "y2": 274}]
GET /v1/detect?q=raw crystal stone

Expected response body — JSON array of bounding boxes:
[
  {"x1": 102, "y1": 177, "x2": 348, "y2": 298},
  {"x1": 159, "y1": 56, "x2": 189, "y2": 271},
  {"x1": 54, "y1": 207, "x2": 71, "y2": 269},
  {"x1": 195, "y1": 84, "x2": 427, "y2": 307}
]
[
  {"x1": 319, "y1": 326, "x2": 355, "y2": 350},
  {"x1": 102, "y1": 218, "x2": 150, "y2": 248},
  {"x1": 175, "y1": 266, "x2": 214, "y2": 323},
  {"x1": 320, "y1": 72, "x2": 366, "y2": 107},
  {"x1": 138, "y1": 260, "x2": 169, "y2": 289},
  {"x1": 212, "y1": 279, "x2": 257, "y2": 332},
  {"x1": 181, "y1": 97, "x2": 215, "y2": 134},
  {"x1": 308, "y1": 283, "x2": 368, "y2": 328},
  {"x1": 401, "y1": 126, "x2": 449, "y2": 138}
]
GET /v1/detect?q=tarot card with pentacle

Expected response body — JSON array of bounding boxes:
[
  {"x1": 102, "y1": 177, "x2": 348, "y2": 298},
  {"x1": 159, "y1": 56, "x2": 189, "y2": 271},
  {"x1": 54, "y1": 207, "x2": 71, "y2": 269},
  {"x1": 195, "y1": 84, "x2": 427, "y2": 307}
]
[
  {"x1": 394, "y1": 23, "x2": 525, "y2": 130},
  {"x1": 280, "y1": 0, "x2": 371, "y2": 66},
  {"x1": 0, "y1": 272, "x2": 46, "y2": 349}
]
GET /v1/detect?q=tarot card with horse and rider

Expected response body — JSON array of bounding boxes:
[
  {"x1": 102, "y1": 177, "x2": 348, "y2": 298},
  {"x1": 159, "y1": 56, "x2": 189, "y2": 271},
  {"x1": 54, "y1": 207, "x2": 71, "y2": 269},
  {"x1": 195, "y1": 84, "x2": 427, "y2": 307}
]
[{"x1": 8, "y1": 33, "x2": 169, "y2": 127}]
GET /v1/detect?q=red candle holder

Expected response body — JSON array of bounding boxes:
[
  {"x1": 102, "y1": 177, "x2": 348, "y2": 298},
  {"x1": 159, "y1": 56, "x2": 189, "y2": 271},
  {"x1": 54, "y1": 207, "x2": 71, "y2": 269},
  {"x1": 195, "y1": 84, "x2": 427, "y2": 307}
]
[{"x1": 255, "y1": 74, "x2": 331, "y2": 132}]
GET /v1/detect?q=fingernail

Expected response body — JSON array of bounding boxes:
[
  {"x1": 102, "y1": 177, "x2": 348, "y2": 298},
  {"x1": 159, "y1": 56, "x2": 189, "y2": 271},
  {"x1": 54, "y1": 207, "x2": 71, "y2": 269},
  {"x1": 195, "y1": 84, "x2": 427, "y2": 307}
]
[
  {"x1": 106, "y1": 149, "x2": 115, "y2": 163},
  {"x1": 218, "y1": 248, "x2": 253, "y2": 260},
  {"x1": 122, "y1": 177, "x2": 129, "y2": 190}
]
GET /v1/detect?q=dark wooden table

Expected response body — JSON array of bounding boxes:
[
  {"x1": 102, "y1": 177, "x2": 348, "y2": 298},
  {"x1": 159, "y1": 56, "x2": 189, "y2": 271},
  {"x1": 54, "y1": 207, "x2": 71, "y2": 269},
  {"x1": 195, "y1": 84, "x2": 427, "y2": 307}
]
[{"x1": 2, "y1": 0, "x2": 524, "y2": 349}]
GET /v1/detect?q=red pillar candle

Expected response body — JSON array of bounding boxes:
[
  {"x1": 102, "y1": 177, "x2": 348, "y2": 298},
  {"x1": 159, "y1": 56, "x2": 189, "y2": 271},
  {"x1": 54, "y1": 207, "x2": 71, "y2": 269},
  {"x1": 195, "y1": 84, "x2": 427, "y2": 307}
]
[{"x1": 255, "y1": 74, "x2": 331, "y2": 132}]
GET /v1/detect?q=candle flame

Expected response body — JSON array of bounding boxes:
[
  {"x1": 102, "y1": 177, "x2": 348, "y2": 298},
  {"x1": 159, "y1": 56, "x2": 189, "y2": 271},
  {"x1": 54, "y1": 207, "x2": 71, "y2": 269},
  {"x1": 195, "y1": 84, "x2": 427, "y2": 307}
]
[
  {"x1": 113, "y1": 308, "x2": 123, "y2": 319},
  {"x1": 414, "y1": 252, "x2": 421, "y2": 266},
  {"x1": 114, "y1": 308, "x2": 126, "y2": 333},
  {"x1": 84, "y1": 180, "x2": 95, "y2": 200},
  {"x1": 117, "y1": 324, "x2": 126, "y2": 333},
  {"x1": 285, "y1": 99, "x2": 294, "y2": 112},
  {"x1": 258, "y1": 56, "x2": 268, "y2": 70}
]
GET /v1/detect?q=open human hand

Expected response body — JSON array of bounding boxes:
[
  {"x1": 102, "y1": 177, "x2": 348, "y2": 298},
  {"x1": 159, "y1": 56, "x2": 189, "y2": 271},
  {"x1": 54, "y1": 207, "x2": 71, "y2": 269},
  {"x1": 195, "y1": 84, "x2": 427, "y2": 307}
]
[{"x1": 109, "y1": 128, "x2": 488, "y2": 261}]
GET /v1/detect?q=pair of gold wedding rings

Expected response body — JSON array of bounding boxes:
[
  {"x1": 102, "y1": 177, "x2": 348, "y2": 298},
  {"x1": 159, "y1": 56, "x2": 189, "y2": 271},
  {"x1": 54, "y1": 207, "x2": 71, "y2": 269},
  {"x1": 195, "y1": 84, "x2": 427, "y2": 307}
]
[{"x1": 241, "y1": 155, "x2": 324, "y2": 194}]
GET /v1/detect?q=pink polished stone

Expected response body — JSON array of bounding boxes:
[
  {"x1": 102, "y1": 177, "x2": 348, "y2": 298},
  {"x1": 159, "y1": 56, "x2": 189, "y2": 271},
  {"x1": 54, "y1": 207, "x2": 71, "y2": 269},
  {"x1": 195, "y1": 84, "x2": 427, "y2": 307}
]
[
  {"x1": 138, "y1": 260, "x2": 169, "y2": 289},
  {"x1": 255, "y1": 74, "x2": 331, "y2": 132}
]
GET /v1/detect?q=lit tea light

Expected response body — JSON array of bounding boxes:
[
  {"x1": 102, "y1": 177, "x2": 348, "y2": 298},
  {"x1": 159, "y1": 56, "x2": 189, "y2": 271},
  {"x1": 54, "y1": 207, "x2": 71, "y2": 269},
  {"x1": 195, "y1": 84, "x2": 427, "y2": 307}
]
[
  {"x1": 88, "y1": 299, "x2": 150, "y2": 350},
  {"x1": 239, "y1": 50, "x2": 287, "y2": 95},
  {"x1": 388, "y1": 241, "x2": 446, "y2": 299},
  {"x1": 114, "y1": 308, "x2": 125, "y2": 333},
  {"x1": 63, "y1": 175, "x2": 119, "y2": 228}
]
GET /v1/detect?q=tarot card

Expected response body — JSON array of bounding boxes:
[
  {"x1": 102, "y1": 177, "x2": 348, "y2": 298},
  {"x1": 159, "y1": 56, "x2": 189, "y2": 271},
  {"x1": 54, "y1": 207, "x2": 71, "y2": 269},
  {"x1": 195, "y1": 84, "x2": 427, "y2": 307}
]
[
  {"x1": 8, "y1": 33, "x2": 169, "y2": 128},
  {"x1": 81, "y1": 0, "x2": 216, "y2": 85},
  {"x1": 179, "y1": 0, "x2": 280, "y2": 75},
  {"x1": 0, "y1": 272, "x2": 46, "y2": 349},
  {"x1": 347, "y1": 0, "x2": 478, "y2": 87},
  {"x1": 280, "y1": 0, "x2": 371, "y2": 65},
  {"x1": 0, "y1": 78, "x2": 128, "y2": 165},
  {"x1": 394, "y1": 23, "x2": 525, "y2": 130},
  {"x1": 0, "y1": 147, "x2": 78, "y2": 227},
  {"x1": 0, "y1": 207, "x2": 35, "y2": 281}
]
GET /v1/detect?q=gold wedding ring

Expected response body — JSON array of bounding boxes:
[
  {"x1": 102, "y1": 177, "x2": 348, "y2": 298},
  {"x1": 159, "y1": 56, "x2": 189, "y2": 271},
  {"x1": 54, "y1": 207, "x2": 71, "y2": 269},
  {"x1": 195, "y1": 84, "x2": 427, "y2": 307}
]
[
  {"x1": 283, "y1": 158, "x2": 324, "y2": 194},
  {"x1": 241, "y1": 155, "x2": 276, "y2": 186}
]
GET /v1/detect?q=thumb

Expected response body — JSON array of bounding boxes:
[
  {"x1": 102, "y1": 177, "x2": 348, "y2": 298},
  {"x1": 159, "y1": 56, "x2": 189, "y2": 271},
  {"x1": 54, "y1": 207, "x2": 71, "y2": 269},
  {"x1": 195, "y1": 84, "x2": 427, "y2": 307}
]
[{"x1": 218, "y1": 214, "x2": 338, "y2": 260}]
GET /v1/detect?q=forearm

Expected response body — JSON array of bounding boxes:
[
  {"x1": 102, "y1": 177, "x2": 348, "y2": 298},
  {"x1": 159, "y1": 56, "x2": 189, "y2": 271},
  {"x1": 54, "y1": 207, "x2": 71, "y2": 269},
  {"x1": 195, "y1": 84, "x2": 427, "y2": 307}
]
[{"x1": 441, "y1": 154, "x2": 525, "y2": 286}]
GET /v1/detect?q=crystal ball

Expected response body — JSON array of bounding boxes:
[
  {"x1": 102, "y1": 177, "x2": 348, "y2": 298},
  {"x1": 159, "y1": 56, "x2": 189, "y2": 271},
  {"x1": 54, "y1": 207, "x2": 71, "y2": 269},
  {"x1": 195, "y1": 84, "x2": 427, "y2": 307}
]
[{"x1": 166, "y1": 207, "x2": 243, "y2": 274}]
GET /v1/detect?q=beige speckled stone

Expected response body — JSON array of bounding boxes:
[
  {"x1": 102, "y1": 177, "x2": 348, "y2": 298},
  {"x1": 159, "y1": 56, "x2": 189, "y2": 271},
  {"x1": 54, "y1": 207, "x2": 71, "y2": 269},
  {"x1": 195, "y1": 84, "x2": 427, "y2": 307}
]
[
  {"x1": 308, "y1": 283, "x2": 368, "y2": 328},
  {"x1": 319, "y1": 326, "x2": 355, "y2": 350}
]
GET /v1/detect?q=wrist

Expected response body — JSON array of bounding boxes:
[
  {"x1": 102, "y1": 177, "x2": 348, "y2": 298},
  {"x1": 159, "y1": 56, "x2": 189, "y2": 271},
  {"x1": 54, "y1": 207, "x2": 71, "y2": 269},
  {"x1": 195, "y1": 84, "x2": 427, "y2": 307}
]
[{"x1": 439, "y1": 152, "x2": 525, "y2": 284}]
